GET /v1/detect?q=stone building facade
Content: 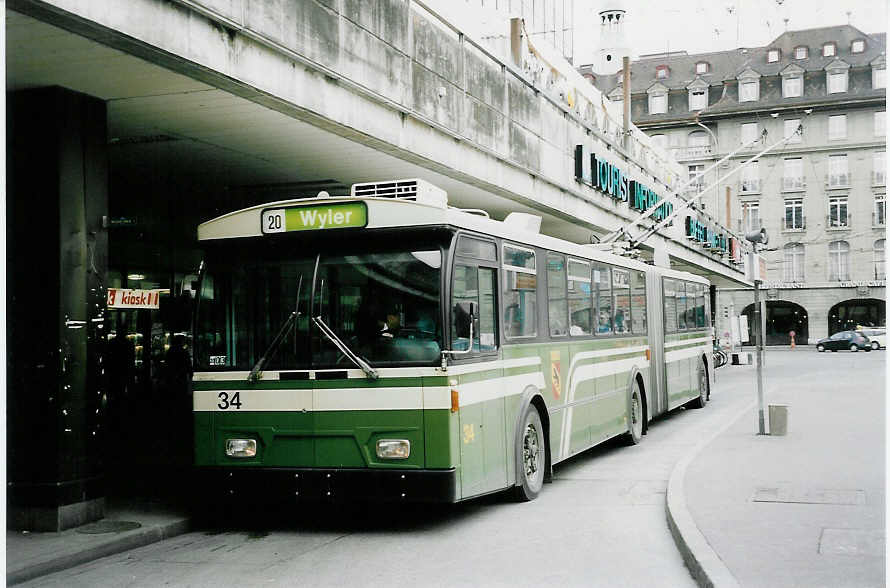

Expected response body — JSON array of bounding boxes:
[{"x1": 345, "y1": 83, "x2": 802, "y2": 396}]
[{"x1": 585, "y1": 25, "x2": 886, "y2": 344}]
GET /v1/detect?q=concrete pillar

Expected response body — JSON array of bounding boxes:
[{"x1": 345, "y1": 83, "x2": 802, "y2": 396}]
[{"x1": 7, "y1": 87, "x2": 108, "y2": 531}]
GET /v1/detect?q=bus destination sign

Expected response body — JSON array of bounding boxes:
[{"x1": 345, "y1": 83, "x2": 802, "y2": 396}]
[{"x1": 262, "y1": 201, "x2": 368, "y2": 234}]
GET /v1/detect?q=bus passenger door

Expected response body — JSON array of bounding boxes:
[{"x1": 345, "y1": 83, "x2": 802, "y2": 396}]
[
  {"x1": 647, "y1": 272, "x2": 667, "y2": 416},
  {"x1": 453, "y1": 263, "x2": 506, "y2": 497}
]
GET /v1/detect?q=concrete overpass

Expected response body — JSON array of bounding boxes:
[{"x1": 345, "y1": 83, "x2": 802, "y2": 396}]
[{"x1": 8, "y1": 0, "x2": 750, "y2": 285}]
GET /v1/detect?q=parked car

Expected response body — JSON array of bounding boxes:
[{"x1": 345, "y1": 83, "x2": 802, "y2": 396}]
[
  {"x1": 858, "y1": 328, "x2": 886, "y2": 350},
  {"x1": 816, "y1": 330, "x2": 872, "y2": 352}
]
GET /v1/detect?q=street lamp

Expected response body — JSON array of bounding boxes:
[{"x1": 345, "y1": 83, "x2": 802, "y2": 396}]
[{"x1": 745, "y1": 227, "x2": 769, "y2": 435}]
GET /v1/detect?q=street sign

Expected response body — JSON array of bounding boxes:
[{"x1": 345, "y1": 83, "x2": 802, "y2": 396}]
[{"x1": 745, "y1": 252, "x2": 767, "y2": 281}]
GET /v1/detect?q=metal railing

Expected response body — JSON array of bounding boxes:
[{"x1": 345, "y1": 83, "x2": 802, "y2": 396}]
[
  {"x1": 826, "y1": 213, "x2": 850, "y2": 228},
  {"x1": 672, "y1": 145, "x2": 714, "y2": 160},
  {"x1": 782, "y1": 216, "x2": 806, "y2": 231},
  {"x1": 737, "y1": 218, "x2": 763, "y2": 232},
  {"x1": 782, "y1": 176, "x2": 807, "y2": 191},
  {"x1": 739, "y1": 178, "x2": 762, "y2": 194},
  {"x1": 825, "y1": 173, "x2": 851, "y2": 189}
]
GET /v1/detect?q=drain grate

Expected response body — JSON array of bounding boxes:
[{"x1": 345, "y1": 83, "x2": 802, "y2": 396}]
[
  {"x1": 752, "y1": 485, "x2": 866, "y2": 505},
  {"x1": 76, "y1": 520, "x2": 142, "y2": 534}
]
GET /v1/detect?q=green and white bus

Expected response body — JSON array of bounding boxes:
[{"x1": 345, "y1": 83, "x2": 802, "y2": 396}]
[{"x1": 192, "y1": 179, "x2": 713, "y2": 504}]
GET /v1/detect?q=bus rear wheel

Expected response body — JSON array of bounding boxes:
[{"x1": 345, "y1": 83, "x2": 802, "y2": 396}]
[
  {"x1": 513, "y1": 404, "x2": 545, "y2": 502},
  {"x1": 687, "y1": 360, "x2": 708, "y2": 409},
  {"x1": 623, "y1": 379, "x2": 644, "y2": 445}
]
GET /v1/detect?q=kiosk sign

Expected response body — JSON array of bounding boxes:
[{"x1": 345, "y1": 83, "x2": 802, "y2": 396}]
[{"x1": 107, "y1": 288, "x2": 161, "y2": 309}]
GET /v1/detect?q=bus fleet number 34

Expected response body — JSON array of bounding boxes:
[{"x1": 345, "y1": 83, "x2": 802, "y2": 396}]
[{"x1": 218, "y1": 392, "x2": 242, "y2": 410}]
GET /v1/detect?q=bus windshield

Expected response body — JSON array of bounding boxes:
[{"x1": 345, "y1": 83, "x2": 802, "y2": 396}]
[{"x1": 195, "y1": 235, "x2": 444, "y2": 372}]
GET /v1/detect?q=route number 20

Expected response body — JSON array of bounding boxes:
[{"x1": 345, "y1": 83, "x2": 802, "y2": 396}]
[
  {"x1": 218, "y1": 391, "x2": 243, "y2": 410},
  {"x1": 262, "y1": 209, "x2": 286, "y2": 233}
]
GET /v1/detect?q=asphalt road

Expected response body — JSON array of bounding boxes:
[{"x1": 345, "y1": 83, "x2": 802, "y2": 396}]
[{"x1": 24, "y1": 358, "x2": 767, "y2": 588}]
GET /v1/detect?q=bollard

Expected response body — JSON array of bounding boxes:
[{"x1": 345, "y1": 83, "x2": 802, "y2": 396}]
[{"x1": 768, "y1": 404, "x2": 789, "y2": 436}]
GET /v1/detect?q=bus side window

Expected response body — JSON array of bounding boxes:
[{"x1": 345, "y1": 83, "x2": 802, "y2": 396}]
[
  {"x1": 612, "y1": 268, "x2": 630, "y2": 334},
  {"x1": 503, "y1": 245, "x2": 537, "y2": 339},
  {"x1": 547, "y1": 253, "x2": 568, "y2": 337},
  {"x1": 568, "y1": 259, "x2": 592, "y2": 336},
  {"x1": 685, "y1": 282, "x2": 696, "y2": 327},
  {"x1": 593, "y1": 263, "x2": 612, "y2": 334},
  {"x1": 695, "y1": 283, "x2": 706, "y2": 328},
  {"x1": 663, "y1": 279, "x2": 677, "y2": 332},
  {"x1": 676, "y1": 281, "x2": 687, "y2": 330},
  {"x1": 631, "y1": 271, "x2": 647, "y2": 334}
]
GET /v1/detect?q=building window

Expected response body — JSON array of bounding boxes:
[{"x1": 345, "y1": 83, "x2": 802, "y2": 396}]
[
  {"x1": 829, "y1": 196, "x2": 849, "y2": 228},
  {"x1": 823, "y1": 42, "x2": 837, "y2": 57},
  {"x1": 828, "y1": 114, "x2": 847, "y2": 140},
  {"x1": 828, "y1": 240, "x2": 850, "y2": 281},
  {"x1": 649, "y1": 93, "x2": 667, "y2": 114},
  {"x1": 739, "y1": 80, "x2": 759, "y2": 102},
  {"x1": 828, "y1": 70, "x2": 848, "y2": 94},
  {"x1": 784, "y1": 119, "x2": 802, "y2": 143},
  {"x1": 767, "y1": 49, "x2": 780, "y2": 63},
  {"x1": 651, "y1": 134, "x2": 667, "y2": 149},
  {"x1": 852, "y1": 39, "x2": 865, "y2": 53},
  {"x1": 742, "y1": 201, "x2": 760, "y2": 231},
  {"x1": 696, "y1": 62, "x2": 709, "y2": 74},
  {"x1": 874, "y1": 152, "x2": 886, "y2": 186},
  {"x1": 828, "y1": 154, "x2": 849, "y2": 188},
  {"x1": 656, "y1": 65, "x2": 670, "y2": 79},
  {"x1": 794, "y1": 46, "x2": 808, "y2": 59},
  {"x1": 875, "y1": 194, "x2": 886, "y2": 226},
  {"x1": 740, "y1": 122, "x2": 759, "y2": 145},
  {"x1": 782, "y1": 75, "x2": 802, "y2": 98},
  {"x1": 874, "y1": 67, "x2": 886, "y2": 89},
  {"x1": 688, "y1": 164, "x2": 705, "y2": 193},
  {"x1": 784, "y1": 200, "x2": 805, "y2": 231},
  {"x1": 740, "y1": 161, "x2": 760, "y2": 193},
  {"x1": 783, "y1": 243, "x2": 805, "y2": 281},
  {"x1": 876, "y1": 111, "x2": 886, "y2": 136},
  {"x1": 689, "y1": 88, "x2": 708, "y2": 111},
  {"x1": 783, "y1": 158, "x2": 805, "y2": 191},
  {"x1": 687, "y1": 130, "x2": 710, "y2": 156},
  {"x1": 875, "y1": 240, "x2": 886, "y2": 279}
]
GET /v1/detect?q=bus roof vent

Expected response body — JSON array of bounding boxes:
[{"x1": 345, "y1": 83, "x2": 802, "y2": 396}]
[
  {"x1": 350, "y1": 179, "x2": 448, "y2": 208},
  {"x1": 503, "y1": 212, "x2": 542, "y2": 234}
]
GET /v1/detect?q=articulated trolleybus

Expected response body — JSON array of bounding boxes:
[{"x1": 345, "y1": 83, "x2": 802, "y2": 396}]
[{"x1": 193, "y1": 179, "x2": 713, "y2": 505}]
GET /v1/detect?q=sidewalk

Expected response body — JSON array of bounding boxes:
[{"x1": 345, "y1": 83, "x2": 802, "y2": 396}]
[
  {"x1": 6, "y1": 500, "x2": 191, "y2": 585},
  {"x1": 668, "y1": 348, "x2": 885, "y2": 587}
]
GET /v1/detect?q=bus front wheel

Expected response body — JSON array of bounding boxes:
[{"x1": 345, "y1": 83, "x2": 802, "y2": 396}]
[{"x1": 513, "y1": 404, "x2": 545, "y2": 502}]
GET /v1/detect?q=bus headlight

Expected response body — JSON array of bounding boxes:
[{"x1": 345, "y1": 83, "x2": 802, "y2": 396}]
[
  {"x1": 225, "y1": 438, "x2": 257, "y2": 458},
  {"x1": 376, "y1": 439, "x2": 410, "y2": 459}
]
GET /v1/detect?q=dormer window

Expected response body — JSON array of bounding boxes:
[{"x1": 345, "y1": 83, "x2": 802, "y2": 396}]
[
  {"x1": 695, "y1": 62, "x2": 709, "y2": 74},
  {"x1": 737, "y1": 68, "x2": 761, "y2": 102},
  {"x1": 648, "y1": 83, "x2": 669, "y2": 114},
  {"x1": 655, "y1": 65, "x2": 670, "y2": 79},
  {"x1": 873, "y1": 56, "x2": 887, "y2": 89},
  {"x1": 823, "y1": 42, "x2": 837, "y2": 57},
  {"x1": 852, "y1": 39, "x2": 866, "y2": 53},
  {"x1": 794, "y1": 46, "x2": 808, "y2": 60},
  {"x1": 689, "y1": 88, "x2": 708, "y2": 110},
  {"x1": 767, "y1": 49, "x2": 780, "y2": 63}
]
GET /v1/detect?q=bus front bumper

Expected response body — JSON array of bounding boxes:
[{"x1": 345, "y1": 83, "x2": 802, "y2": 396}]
[{"x1": 195, "y1": 467, "x2": 458, "y2": 504}]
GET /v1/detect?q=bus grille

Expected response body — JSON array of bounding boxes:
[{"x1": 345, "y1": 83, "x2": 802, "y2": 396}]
[{"x1": 350, "y1": 179, "x2": 447, "y2": 208}]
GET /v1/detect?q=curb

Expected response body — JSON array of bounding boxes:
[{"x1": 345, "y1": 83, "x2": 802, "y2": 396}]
[
  {"x1": 665, "y1": 402, "x2": 753, "y2": 588},
  {"x1": 7, "y1": 518, "x2": 192, "y2": 586}
]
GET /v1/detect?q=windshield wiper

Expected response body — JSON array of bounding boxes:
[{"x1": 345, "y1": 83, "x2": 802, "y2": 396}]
[
  {"x1": 312, "y1": 316, "x2": 379, "y2": 380},
  {"x1": 248, "y1": 275, "x2": 303, "y2": 382}
]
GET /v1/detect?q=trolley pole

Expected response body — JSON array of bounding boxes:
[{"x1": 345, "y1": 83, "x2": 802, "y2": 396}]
[
  {"x1": 745, "y1": 229, "x2": 769, "y2": 435},
  {"x1": 753, "y1": 277, "x2": 766, "y2": 435}
]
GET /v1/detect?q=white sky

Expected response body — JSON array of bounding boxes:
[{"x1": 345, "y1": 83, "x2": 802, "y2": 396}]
[{"x1": 574, "y1": 0, "x2": 888, "y2": 62}]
